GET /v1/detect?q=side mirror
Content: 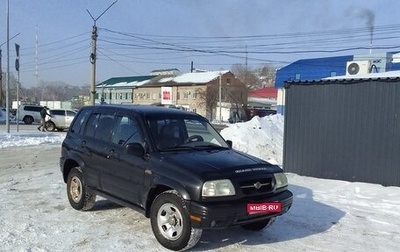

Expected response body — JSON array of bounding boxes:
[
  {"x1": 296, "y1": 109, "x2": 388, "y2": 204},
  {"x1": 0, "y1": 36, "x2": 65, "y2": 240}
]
[
  {"x1": 226, "y1": 140, "x2": 233, "y2": 148},
  {"x1": 125, "y1": 143, "x2": 145, "y2": 157}
]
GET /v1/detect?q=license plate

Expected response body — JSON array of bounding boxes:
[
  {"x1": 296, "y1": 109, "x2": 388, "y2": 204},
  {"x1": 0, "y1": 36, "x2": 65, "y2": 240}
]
[{"x1": 247, "y1": 202, "x2": 282, "y2": 214}]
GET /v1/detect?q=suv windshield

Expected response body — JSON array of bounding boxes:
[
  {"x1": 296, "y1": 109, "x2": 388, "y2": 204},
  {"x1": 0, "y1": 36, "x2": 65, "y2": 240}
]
[{"x1": 146, "y1": 115, "x2": 229, "y2": 151}]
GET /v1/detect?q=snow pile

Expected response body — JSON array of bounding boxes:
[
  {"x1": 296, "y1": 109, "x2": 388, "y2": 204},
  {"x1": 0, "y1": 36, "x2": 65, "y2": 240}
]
[
  {"x1": 220, "y1": 115, "x2": 284, "y2": 165},
  {"x1": 0, "y1": 132, "x2": 66, "y2": 148}
]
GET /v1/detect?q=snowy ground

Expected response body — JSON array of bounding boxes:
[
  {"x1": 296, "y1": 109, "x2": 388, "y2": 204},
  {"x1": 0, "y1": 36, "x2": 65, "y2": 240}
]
[{"x1": 1, "y1": 115, "x2": 399, "y2": 251}]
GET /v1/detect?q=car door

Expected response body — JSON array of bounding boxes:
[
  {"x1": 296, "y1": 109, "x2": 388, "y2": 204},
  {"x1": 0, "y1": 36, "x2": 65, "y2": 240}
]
[
  {"x1": 66, "y1": 108, "x2": 102, "y2": 191},
  {"x1": 101, "y1": 112, "x2": 147, "y2": 206},
  {"x1": 81, "y1": 111, "x2": 114, "y2": 191},
  {"x1": 50, "y1": 109, "x2": 64, "y2": 127}
]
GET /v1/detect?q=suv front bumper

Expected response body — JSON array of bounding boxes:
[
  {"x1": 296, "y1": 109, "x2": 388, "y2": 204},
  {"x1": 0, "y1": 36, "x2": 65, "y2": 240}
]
[{"x1": 189, "y1": 190, "x2": 293, "y2": 229}]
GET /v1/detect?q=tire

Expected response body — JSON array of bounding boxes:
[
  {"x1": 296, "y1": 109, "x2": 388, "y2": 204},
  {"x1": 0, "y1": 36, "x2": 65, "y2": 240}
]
[
  {"x1": 23, "y1": 116, "x2": 34, "y2": 125},
  {"x1": 150, "y1": 190, "x2": 202, "y2": 251},
  {"x1": 45, "y1": 121, "x2": 56, "y2": 132},
  {"x1": 66, "y1": 167, "x2": 96, "y2": 211},
  {"x1": 241, "y1": 217, "x2": 276, "y2": 231}
]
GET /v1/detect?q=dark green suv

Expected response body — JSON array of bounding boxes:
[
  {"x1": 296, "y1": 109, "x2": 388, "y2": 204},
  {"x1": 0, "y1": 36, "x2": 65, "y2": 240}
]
[{"x1": 60, "y1": 105, "x2": 292, "y2": 251}]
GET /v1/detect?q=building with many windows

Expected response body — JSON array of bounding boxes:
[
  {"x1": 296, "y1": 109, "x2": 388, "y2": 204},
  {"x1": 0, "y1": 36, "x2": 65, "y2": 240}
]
[
  {"x1": 96, "y1": 70, "x2": 247, "y2": 122},
  {"x1": 95, "y1": 76, "x2": 154, "y2": 105}
]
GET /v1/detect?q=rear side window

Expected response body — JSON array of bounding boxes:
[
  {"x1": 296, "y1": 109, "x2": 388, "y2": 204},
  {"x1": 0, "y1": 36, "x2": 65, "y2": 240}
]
[
  {"x1": 24, "y1": 106, "x2": 42, "y2": 112},
  {"x1": 71, "y1": 109, "x2": 91, "y2": 134},
  {"x1": 84, "y1": 113, "x2": 100, "y2": 138},
  {"x1": 94, "y1": 115, "x2": 114, "y2": 141},
  {"x1": 66, "y1": 110, "x2": 76, "y2": 116},
  {"x1": 51, "y1": 110, "x2": 65, "y2": 116}
]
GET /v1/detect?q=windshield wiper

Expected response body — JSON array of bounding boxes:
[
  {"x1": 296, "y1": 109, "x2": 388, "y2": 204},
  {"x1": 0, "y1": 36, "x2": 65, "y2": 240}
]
[
  {"x1": 160, "y1": 144, "x2": 229, "y2": 152},
  {"x1": 187, "y1": 144, "x2": 229, "y2": 150}
]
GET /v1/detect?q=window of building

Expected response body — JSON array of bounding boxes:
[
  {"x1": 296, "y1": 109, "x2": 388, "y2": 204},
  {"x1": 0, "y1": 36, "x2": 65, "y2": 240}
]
[
  {"x1": 330, "y1": 71, "x2": 337, "y2": 77},
  {"x1": 295, "y1": 73, "x2": 301, "y2": 80}
]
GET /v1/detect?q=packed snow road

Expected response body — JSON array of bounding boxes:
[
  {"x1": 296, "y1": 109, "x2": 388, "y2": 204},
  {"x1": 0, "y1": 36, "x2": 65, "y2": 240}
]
[{"x1": 1, "y1": 144, "x2": 399, "y2": 251}]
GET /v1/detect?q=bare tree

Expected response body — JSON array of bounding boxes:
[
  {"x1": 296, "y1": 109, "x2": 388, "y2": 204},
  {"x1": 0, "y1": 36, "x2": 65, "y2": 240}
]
[
  {"x1": 196, "y1": 85, "x2": 218, "y2": 121},
  {"x1": 0, "y1": 73, "x2": 18, "y2": 107},
  {"x1": 20, "y1": 81, "x2": 90, "y2": 105},
  {"x1": 257, "y1": 65, "x2": 276, "y2": 87},
  {"x1": 231, "y1": 64, "x2": 277, "y2": 90}
]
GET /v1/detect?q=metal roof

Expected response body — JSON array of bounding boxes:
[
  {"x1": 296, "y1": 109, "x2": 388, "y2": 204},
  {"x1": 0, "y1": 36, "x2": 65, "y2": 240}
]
[
  {"x1": 285, "y1": 70, "x2": 400, "y2": 87},
  {"x1": 97, "y1": 76, "x2": 154, "y2": 88}
]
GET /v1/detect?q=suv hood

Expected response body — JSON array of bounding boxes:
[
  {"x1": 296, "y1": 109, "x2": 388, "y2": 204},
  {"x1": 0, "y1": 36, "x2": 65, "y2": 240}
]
[{"x1": 157, "y1": 149, "x2": 281, "y2": 178}]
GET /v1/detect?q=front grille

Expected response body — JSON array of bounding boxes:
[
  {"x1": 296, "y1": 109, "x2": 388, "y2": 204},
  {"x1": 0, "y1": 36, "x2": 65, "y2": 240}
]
[{"x1": 239, "y1": 177, "x2": 274, "y2": 195}]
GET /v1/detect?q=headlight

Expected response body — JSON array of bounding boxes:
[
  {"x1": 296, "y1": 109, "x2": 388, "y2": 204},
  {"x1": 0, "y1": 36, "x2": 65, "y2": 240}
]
[
  {"x1": 274, "y1": 173, "x2": 288, "y2": 189},
  {"x1": 202, "y1": 179, "x2": 235, "y2": 197}
]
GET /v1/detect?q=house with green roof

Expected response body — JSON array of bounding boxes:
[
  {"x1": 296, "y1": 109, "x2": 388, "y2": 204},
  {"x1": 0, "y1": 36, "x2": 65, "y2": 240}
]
[{"x1": 95, "y1": 75, "x2": 154, "y2": 104}]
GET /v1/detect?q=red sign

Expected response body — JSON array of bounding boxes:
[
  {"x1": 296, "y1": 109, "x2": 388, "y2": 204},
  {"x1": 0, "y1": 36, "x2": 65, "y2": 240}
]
[
  {"x1": 163, "y1": 91, "x2": 171, "y2": 100},
  {"x1": 161, "y1": 87, "x2": 172, "y2": 105},
  {"x1": 247, "y1": 202, "x2": 281, "y2": 214}
]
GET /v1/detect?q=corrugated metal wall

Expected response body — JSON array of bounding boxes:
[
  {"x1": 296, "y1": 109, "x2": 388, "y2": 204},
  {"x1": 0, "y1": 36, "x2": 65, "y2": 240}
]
[{"x1": 283, "y1": 79, "x2": 400, "y2": 186}]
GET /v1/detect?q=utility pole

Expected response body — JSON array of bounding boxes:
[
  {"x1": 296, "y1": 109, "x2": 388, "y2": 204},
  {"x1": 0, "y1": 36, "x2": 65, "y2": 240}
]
[
  {"x1": 6, "y1": 0, "x2": 10, "y2": 132},
  {"x1": 89, "y1": 25, "x2": 97, "y2": 105},
  {"x1": 0, "y1": 35, "x2": 20, "y2": 110},
  {"x1": 15, "y1": 43, "x2": 20, "y2": 132},
  {"x1": 0, "y1": 49, "x2": 2, "y2": 107},
  {"x1": 87, "y1": 0, "x2": 118, "y2": 105}
]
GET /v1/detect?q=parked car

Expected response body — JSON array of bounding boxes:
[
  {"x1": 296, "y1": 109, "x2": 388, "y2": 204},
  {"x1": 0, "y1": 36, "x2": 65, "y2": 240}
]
[
  {"x1": 18, "y1": 104, "x2": 44, "y2": 124},
  {"x1": 45, "y1": 109, "x2": 77, "y2": 131},
  {"x1": 246, "y1": 108, "x2": 277, "y2": 120},
  {"x1": 60, "y1": 105, "x2": 293, "y2": 251}
]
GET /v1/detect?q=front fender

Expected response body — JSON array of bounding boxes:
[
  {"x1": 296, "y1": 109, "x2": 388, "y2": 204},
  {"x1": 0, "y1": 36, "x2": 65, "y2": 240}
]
[{"x1": 143, "y1": 176, "x2": 192, "y2": 217}]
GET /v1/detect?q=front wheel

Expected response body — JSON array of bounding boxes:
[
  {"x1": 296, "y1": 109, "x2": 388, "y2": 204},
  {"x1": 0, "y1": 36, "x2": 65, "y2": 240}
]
[
  {"x1": 45, "y1": 121, "x2": 56, "y2": 132},
  {"x1": 150, "y1": 190, "x2": 202, "y2": 251},
  {"x1": 66, "y1": 167, "x2": 96, "y2": 211}
]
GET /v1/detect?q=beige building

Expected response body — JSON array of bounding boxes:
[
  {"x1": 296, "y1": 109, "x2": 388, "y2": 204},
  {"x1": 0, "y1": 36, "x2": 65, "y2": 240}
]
[{"x1": 97, "y1": 70, "x2": 247, "y2": 121}]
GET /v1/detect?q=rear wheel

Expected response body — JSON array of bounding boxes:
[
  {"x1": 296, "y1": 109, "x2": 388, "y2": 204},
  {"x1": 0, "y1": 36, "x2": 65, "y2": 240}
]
[
  {"x1": 241, "y1": 217, "x2": 276, "y2": 231},
  {"x1": 66, "y1": 167, "x2": 96, "y2": 211},
  {"x1": 150, "y1": 190, "x2": 202, "y2": 251},
  {"x1": 23, "y1": 116, "x2": 34, "y2": 125}
]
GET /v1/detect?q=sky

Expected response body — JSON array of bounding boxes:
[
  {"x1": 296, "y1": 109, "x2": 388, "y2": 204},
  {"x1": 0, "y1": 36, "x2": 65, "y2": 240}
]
[
  {"x1": 0, "y1": 113, "x2": 399, "y2": 251},
  {"x1": 1, "y1": 0, "x2": 400, "y2": 88}
]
